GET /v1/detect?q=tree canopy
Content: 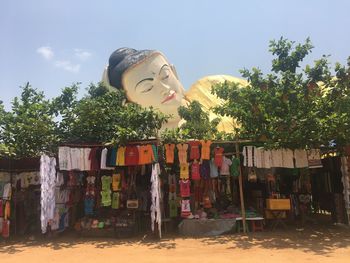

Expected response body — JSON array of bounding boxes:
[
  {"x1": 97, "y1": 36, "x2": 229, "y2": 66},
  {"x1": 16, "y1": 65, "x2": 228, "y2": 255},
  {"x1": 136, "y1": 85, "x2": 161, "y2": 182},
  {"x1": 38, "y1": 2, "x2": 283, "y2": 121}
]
[
  {"x1": 0, "y1": 82, "x2": 168, "y2": 158},
  {"x1": 212, "y1": 37, "x2": 350, "y2": 150}
]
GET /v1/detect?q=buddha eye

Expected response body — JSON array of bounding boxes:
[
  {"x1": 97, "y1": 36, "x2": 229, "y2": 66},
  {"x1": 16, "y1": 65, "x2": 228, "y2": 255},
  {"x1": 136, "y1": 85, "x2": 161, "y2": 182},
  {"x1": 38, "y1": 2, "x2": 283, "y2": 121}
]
[
  {"x1": 141, "y1": 85, "x2": 153, "y2": 93},
  {"x1": 159, "y1": 65, "x2": 171, "y2": 81}
]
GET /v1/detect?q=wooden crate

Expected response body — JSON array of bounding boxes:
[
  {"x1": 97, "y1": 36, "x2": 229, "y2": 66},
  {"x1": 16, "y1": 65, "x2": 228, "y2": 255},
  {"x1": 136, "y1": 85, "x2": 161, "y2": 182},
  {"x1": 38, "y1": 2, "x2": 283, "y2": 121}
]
[{"x1": 266, "y1": 199, "x2": 291, "y2": 210}]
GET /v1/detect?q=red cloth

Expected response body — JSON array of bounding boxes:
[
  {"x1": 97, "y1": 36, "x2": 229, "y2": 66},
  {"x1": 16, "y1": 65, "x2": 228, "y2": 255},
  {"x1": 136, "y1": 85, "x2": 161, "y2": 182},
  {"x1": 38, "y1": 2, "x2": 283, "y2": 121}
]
[
  {"x1": 214, "y1": 147, "x2": 224, "y2": 168},
  {"x1": 191, "y1": 162, "x2": 200, "y2": 180},
  {"x1": 89, "y1": 148, "x2": 100, "y2": 171},
  {"x1": 180, "y1": 179, "x2": 191, "y2": 197},
  {"x1": 125, "y1": 145, "x2": 139, "y2": 166},
  {"x1": 188, "y1": 141, "x2": 201, "y2": 160}
]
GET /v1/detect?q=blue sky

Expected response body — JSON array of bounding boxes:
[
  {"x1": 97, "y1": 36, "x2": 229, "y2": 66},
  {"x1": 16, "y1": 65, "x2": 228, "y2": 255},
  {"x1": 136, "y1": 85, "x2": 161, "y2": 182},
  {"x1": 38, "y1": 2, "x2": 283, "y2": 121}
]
[{"x1": 1, "y1": 0, "x2": 349, "y2": 110}]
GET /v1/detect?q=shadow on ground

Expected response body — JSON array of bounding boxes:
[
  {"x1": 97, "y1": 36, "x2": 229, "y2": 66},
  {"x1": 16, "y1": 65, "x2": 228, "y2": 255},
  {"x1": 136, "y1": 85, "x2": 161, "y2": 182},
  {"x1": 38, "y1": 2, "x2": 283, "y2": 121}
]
[{"x1": 1, "y1": 224, "x2": 349, "y2": 256}]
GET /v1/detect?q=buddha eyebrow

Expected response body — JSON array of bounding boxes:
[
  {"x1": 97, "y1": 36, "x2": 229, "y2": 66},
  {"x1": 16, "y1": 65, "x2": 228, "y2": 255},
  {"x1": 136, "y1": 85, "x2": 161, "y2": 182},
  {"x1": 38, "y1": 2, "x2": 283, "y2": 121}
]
[
  {"x1": 135, "y1": 78, "x2": 154, "y2": 90},
  {"x1": 159, "y1": 64, "x2": 168, "y2": 74}
]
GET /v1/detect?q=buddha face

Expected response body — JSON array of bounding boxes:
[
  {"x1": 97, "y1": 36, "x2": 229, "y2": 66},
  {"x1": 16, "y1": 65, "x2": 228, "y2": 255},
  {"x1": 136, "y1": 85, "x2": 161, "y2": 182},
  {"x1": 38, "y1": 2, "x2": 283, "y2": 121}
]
[{"x1": 121, "y1": 52, "x2": 186, "y2": 122}]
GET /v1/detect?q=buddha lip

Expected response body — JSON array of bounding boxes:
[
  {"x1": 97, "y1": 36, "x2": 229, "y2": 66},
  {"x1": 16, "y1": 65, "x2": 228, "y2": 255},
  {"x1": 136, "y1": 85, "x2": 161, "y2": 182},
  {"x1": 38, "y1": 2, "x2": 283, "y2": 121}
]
[{"x1": 161, "y1": 92, "x2": 176, "y2": 104}]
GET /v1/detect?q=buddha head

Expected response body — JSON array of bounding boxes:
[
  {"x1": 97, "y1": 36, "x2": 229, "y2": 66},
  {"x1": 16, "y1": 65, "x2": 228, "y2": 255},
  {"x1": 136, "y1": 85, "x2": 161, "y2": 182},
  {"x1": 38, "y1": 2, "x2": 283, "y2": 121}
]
[{"x1": 103, "y1": 48, "x2": 187, "y2": 126}]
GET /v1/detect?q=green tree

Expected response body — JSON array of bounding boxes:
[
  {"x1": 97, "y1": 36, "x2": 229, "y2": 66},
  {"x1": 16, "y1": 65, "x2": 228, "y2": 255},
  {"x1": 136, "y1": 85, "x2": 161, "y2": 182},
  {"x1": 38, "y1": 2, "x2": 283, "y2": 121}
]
[
  {"x1": 177, "y1": 100, "x2": 220, "y2": 140},
  {"x1": 59, "y1": 82, "x2": 168, "y2": 144},
  {"x1": 213, "y1": 37, "x2": 349, "y2": 149},
  {"x1": 2, "y1": 83, "x2": 58, "y2": 157}
]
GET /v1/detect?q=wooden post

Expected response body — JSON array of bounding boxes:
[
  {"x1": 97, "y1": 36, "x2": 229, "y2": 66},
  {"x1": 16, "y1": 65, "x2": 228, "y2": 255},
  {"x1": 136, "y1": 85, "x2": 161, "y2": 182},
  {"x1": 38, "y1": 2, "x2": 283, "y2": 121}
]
[{"x1": 235, "y1": 142, "x2": 247, "y2": 234}]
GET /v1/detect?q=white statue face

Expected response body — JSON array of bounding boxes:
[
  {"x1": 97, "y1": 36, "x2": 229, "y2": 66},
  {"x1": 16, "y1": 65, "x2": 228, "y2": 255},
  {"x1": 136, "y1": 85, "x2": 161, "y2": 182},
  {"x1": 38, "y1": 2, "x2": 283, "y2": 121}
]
[{"x1": 122, "y1": 52, "x2": 186, "y2": 121}]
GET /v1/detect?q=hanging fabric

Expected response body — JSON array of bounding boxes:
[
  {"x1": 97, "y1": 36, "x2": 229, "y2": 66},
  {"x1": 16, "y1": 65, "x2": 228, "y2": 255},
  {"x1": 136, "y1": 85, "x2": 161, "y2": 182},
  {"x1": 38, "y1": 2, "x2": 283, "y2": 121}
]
[
  {"x1": 40, "y1": 154, "x2": 57, "y2": 234},
  {"x1": 150, "y1": 163, "x2": 162, "y2": 238}
]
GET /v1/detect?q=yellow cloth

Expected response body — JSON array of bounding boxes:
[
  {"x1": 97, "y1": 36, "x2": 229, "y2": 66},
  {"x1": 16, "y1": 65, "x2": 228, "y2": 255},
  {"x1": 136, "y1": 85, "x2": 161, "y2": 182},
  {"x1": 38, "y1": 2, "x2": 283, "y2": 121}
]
[
  {"x1": 116, "y1": 146, "x2": 126, "y2": 166},
  {"x1": 186, "y1": 75, "x2": 247, "y2": 133},
  {"x1": 180, "y1": 163, "x2": 189, "y2": 179}
]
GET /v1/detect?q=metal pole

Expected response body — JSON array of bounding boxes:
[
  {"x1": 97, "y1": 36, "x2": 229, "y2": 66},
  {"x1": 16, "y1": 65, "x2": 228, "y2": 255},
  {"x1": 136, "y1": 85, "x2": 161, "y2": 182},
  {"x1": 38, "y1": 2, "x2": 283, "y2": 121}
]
[{"x1": 235, "y1": 142, "x2": 247, "y2": 234}]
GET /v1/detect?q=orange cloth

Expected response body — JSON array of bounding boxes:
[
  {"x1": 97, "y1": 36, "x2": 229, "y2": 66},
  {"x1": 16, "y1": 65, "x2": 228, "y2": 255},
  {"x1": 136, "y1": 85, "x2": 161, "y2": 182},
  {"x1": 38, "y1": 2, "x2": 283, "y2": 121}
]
[
  {"x1": 200, "y1": 140, "x2": 212, "y2": 160},
  {"x1": 180, "y1": 163, "x2": 189, "y2": 179},
  {"x1": 116, "y1": 146, "x2": 126, "y2": 166},
  {"x1": 165, "y1": 144, "x2": 175, "y2": 164},
  {"x1": 138, "y1": 144, "x2": 155, "y2": 165},
  {"x1": 177, "y1": 143, "x2": 188, "y2": 164},
  {"x1": 214, "y1": 147, "x2": 224, "y2": 168},
  {"x1": 4, "y1": 201, "x2": 10, "y2": 220}
]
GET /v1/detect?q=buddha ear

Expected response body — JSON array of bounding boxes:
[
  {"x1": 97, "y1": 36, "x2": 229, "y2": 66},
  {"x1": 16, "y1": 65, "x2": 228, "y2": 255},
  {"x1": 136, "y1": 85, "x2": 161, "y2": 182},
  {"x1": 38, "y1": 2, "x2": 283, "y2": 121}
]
[{"x1": 170, "y1": 64, "x2": 179, "y2": 79}]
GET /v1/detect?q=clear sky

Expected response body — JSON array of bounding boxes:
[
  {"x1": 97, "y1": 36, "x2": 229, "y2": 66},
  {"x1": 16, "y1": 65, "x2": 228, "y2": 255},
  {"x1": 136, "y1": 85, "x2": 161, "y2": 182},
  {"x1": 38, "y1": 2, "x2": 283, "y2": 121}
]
[{"x1": 1, "y1": 0, "x2": 349, "y2": 110}]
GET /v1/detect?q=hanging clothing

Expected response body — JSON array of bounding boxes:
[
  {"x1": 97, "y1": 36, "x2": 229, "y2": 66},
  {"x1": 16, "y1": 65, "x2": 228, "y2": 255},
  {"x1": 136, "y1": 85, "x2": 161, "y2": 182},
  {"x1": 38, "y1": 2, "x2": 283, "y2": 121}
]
[
  {"x1": 116, "y1": 146, "x2": 126, "y2": 166},
  {"x1": 230, "y1": 157, "x2": 240, "y2": 177},
  {"x1": 112, "y1": 173, "x2": 121, "y2": 191},
  {"x1": 139, "y1": 144, "x2": 155, "y2": 165},
  {"x1": 89, "y1": 148, "x2": 100, "y2": 171},
  {"x1": 242, "y1": 146, "x2": 256, "y2": 167},
  {"x1": 152, "y1": 145, "x2": 159, "y2": 162},
  {"x1": 125, "y1": 145, "x2": 139, "y2": 166},
  {"x1": 111, "y1": 192, "x2": 120, "y2": 209},
  {"x1": 220, "y1": 156, "x2": 232, "y2": 176},
  {"x1": 101, "y1": 191, "x2": 112, "y2": 206},
  {"x1": 82, "y1": 148, "x2": 91, "y2": 171},
  {"x1": 100, "y1": 148, "x2": 114, "y2": 170},
  {"x1": 150, "y1": 163, "x2": 162, "y2": 238},
  {"x1": 200, "y1": 160, "x2": 210, "y2": 179},
  {"x1": 307, "y1": 149, "x2": 323, "y2": 168},
  {"x1": 70, "y1": 148, "x2": 81, "y2": 170},
  {"x1": 180, "y1": 180, "x2": 191, "y2": 197},
  {"x1": 181, "y1": 199, "x2": 191, "y2": 218},
  {"x1": 2, "y1": 183, "x2": 11, "y2": 200},
  {"x1": 109, "y1": 148, "x2": 117, "y2": 166},
  {"x1": 255, "y1": 147, "x2": 272, "y2": 169},
  {"x1": 84, "y1": 197, "x2": 95, "y2": 215},
  {"x1": 282, "y1": 149, "x2": 294, "y2": 168},
  {"x1": 271, "y1": 149, "x2": 283, "y2": 168},
  {"x1": 169, "y1": 200, "x2": 178, "y2": 218},
  {"x1": 180, "y1": 163, "x2": 189, "y2": 179},
  {"x1": 294, "y1": 149, "x2": 308, "y2": 168},
  {"x1": 164, "y1": 144, "x2": 175, "y2": 164},
  {"x1": 101, "y1": 175, "x2": 111, "y2": 191},
  {"x1": 58, "y1": 146, "x2": 71, "y2": 170},
  {"x1": 214, "y1": 147, "x2": 224, "y2": 168},
  {"x1": 40, "y1": 154, "x2": 56, "y2": 234},
  {"x1": 177, "y1": 143, "x2": 188, "y2": 164},
  {"x1": 188, "y1": 141, "x2": 201, "y2": 160},
  {"x1": 168, "y1": 173, "x2": 177, "y2": 200},
  {"x1": 210, "y1": 159, "x2": 219, "y2": 178},
  {"x1": 191, "y1": 161, "x2": 201, "y2": 180},
  {"x1": 200, "y1": 140, "x2": 212, "y2": 160}
]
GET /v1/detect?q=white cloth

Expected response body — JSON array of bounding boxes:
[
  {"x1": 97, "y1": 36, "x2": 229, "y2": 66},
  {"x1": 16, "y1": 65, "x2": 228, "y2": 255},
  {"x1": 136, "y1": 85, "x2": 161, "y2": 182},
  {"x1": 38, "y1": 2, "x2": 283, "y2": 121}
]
[
  {"x1": 307, "y1": 149, "x2": 323, "y2": 168},
  {"x1": 255, "y1": 148, "x2": 272, "y2": 169},
  {"x1": 294, "y1": 149, "x2": 308, "y2": 168},
  {"x1": 70, "y1": 148, "x2": 81, "y2": 170},
  {"x1": 271, "y1": 149, "x2": 283, "y2": 168},
  {"x1": 40, "y1": 155, "x2": 57, "y2": 234},
  {"x1": 242, "y1": 146, "x2": 255, "y2": 167},
  {"x1": 83, "y1": 148, "x2": 91, "y2": 171},
  {"x1": 58, "y1": 147, "x2": 71, "y2": 170},
  {"x1": 3, "y1": 183, "x2": 12, "y2": 200},
  {"x1": 220, "y1": 156, "x2": 232, "y2": 176},
  {"x1": 150, "y1": 163, "x2": 162, "y2": 238},
  {"x1": 100, "y1": 148, "x2": 114, "y2": 170},
  {"x1": 282, "y1": 149, "x2": 294, "y2": 168}
]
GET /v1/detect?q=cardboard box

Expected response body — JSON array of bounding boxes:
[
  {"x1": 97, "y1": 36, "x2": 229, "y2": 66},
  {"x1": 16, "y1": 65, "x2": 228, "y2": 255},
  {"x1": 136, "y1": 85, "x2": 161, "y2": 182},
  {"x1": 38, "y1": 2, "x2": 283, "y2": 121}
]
[{"x1": 266, "y1": 198, "x2": 291, "y2": 210}]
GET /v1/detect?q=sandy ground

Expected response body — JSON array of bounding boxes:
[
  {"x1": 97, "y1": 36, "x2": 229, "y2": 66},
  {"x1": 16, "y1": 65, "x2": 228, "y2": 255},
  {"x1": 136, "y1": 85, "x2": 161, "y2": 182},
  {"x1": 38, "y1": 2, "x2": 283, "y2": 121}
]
[{"x1": 1, "y1": 226, "x2": 350, "y2": 263}]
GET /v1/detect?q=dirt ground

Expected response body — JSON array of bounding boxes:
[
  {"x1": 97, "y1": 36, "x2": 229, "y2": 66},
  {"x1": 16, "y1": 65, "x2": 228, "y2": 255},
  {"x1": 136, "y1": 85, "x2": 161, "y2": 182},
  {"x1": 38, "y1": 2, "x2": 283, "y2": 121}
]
[{"x1": 1, "y1": 224, "x2": 350, "y2": 263}]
